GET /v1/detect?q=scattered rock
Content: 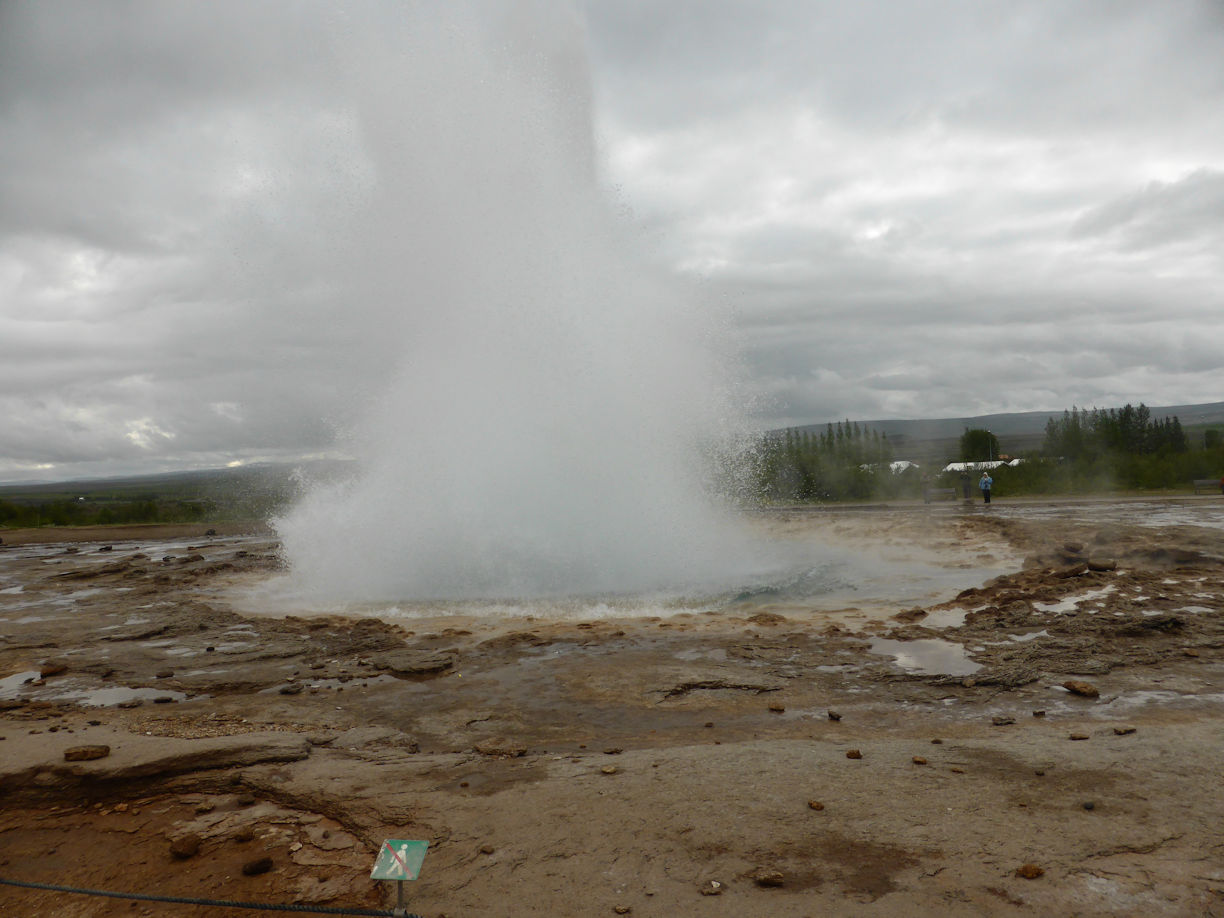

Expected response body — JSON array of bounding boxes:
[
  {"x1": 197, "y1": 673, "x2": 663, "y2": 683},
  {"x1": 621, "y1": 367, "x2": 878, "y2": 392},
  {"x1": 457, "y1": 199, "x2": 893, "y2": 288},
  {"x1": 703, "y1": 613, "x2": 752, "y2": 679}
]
[
  {"x1": 1055, "y1": 563, "x2": 1089, "y2": 578},
  {"x1": 751, "y1": 868, "x2": 785, "y2": 888},
  {"x1": 1015, "y1": 864, "x2": 1044, "y2": 879},
  {"x1": 991, "y1": 715, "x2": 1016, "y2": 726},
  {"x1": 278, "y1": 684, "x2": 304, "y2": 696},
  {"x1": 892, "y1": 608, "x2": 928, "y2": 623},
  {"x1": 474, "y1": 740, "x2": 528, "y2": 758},
  {"x1": 241, "y1": 857, "x2": 273, "y2": 876},
  {"x1": 169, "y1": 834, "x2": 202, "y2": 859},
  {"x1": 1069, "y1": 733, "x2": 1090, "y2": 741},
  {"x1": 1113, "y1": 726, "x2": 1137, "y2": 736},
  {"x1": 374, "y1": 649, "x2": 456, "y2": 676},
  {"x1": 601, "y1": 765, "x2": 619, "y2": 775},
  {"x1": 1082, "y1": 801, "x2": 1096, "y2": 810},
  {"x1": 1062, "y1": 680, "x2": 1099, "y2": 698},
  {"x1": 1087, "y1": 559, "x2": 1117, "y2": 572},
  {"x1": 479, "y1": 845, "x2": 495, "y2": 855},
  {"x1": 613, "y1": 906, "x2": 632, "y2": 915},
  {"x1": 39, "y1": 662, "x2": 68, "y2": 678},
  {"x1": 603, "y1": 747, "x2": 623, "y2": 755},
  {"x1": 155, "y1": 669, "x2": 174, "y2": 679},
  {"x1": 236, "y1": 794, "x2": 257, "y2": 807},
  {"x1": 827, "y1": 709, "x2": 842, "y2": 721},
  {"x1": 1032, "y1": 710, "x2": 1046, "y2": 717},
  {"x1": 1184, "y1": 648, "x2": 1200, "y2": 657},
  {"x1": 807, "y1": 800, "x2": 824, "y2": 811},
  {"x1": 63, "y1": 745, "x2": 110, "y2": 761},
  {"x1": 912, "y1": 756, "x2": 927, "y2": 765},
  {"x1": 950, "y1": 767, "x2": 966, "y2": 774},
  {"x1": 845, "y1": 749, "x2": 862, "y2": 760},
  {"x1": 767, "y1": 702, "x2": 785, "y2": 713},
  {"x1": 233, "y1": 825, "x2": 256, "y2": 843},
  {"x1": 930, "y1": 738, "x2": 943, "y2": 744},
  {"x1": 1063, "y1": 541, "x2": 1084, "y2": 554},
  {"x1": 699, "y1": 880, "x2": 723, "y2": 896}
]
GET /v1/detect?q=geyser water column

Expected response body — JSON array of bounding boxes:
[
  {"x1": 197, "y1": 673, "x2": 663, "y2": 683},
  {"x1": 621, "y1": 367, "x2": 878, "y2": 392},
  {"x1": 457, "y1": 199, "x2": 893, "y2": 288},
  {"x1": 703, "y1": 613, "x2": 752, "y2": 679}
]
[{"x1": 276, "y1": 2, "x2": 755, "y2": 601}]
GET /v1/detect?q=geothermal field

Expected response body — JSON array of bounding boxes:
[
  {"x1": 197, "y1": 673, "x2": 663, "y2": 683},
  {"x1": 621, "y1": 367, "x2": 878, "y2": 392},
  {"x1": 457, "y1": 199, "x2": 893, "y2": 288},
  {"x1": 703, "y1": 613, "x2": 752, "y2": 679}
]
[{"x1": 2, "y1": 497, "x2": 1223, "y2": 916}]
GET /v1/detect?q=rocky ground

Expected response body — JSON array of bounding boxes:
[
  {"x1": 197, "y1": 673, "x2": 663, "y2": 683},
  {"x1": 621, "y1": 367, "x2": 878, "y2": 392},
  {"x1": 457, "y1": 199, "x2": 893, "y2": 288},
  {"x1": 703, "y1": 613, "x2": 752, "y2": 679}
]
[{"x1": 1, "y1": 502, "x2": 1222, "y2": 917}]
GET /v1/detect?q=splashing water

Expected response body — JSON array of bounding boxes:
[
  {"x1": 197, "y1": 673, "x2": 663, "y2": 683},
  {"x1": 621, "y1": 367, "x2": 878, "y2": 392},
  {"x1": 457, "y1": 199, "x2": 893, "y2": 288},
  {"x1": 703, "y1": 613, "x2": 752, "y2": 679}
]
[{"x1": 276, "y1": 2, "x2": 759, "y2": 601}]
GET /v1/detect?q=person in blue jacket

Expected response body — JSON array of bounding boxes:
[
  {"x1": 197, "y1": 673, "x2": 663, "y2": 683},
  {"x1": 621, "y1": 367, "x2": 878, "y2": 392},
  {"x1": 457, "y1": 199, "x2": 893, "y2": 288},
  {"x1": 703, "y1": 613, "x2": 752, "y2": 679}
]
[{"x1": 979, "y1": 471, "x2": 993, "y2": 504}]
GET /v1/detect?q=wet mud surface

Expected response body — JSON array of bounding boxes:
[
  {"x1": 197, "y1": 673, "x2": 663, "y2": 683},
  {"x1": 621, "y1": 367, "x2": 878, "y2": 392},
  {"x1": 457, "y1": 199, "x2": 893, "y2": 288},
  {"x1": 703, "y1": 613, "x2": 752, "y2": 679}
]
[{"x1": 1, "y1": 500, "x2": 1222, "y2": 916}]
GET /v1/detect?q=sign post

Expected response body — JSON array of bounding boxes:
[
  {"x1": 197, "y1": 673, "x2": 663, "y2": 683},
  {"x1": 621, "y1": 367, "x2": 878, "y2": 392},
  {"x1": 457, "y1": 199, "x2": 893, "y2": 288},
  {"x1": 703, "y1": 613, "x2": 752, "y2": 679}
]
[{"x1": 370, "y1": 839, "x2": 428, "y2": 917}]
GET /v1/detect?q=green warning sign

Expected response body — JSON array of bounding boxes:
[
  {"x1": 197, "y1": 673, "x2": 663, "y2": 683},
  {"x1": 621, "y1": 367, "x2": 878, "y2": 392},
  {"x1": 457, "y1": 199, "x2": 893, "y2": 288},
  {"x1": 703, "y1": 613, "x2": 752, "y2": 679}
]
[{"x1": 370, "y1": 839, "x2": 428, "y2": 881}]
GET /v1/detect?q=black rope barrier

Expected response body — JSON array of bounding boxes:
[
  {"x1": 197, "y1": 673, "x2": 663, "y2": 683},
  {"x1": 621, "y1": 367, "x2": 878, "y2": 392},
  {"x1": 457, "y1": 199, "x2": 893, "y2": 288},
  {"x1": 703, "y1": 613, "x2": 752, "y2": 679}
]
[{"x1": 0, "y1": 876, "x2": 421, "y2": 917}]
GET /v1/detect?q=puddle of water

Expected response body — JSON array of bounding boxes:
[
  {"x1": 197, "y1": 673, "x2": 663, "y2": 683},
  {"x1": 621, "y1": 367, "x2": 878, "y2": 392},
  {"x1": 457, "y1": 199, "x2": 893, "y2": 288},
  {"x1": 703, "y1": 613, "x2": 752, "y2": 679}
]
[
  {"x1": 0, "y1": 673, "x2": 192, "y2": 706},
  {"x1": 921, "y1": 607, "x2": 971, "y2": 629},
  {"x1": 867, "y1": 638, "x2": 981, "y2": 676},
  {"x1": 1007, "y1": 629, "x2": 1048, "y2": 642},
  {"x1": 1033, "y1": 585, "x2": 1116, "y2": 614}
]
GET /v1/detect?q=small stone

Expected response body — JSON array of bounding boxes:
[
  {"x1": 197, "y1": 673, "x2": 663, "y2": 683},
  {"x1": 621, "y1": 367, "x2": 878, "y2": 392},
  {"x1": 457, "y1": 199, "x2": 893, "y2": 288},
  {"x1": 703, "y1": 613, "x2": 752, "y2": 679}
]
[
  {"x1": 1184, "y1": 648, "x2": 1200, "y2": 657},
  {"x1": 950, "y1": 767, "x2": 965, "y2": 774},
  {"x1": 752, "y1": 868, "x2": 785, "y2": 888},
  {"x1": 699, "y1": 880, "x2": 723, "y2": 896},
  {"x1": 845, "y1": 749, "x2": 862, "y2": 759},
  {"x1": 601, "y1": 765, "x2": 618, "y2": 775},
  {"x1": 1032, "y1": 710, "x2": 1046, "y2": 717},
  {"x1": 704, "y1": 722, "x2": 714, "y2": 728},
  {"x1": 241, "y1": 857, "x2": 273, "y2": 876},
  {"x1": 991, "y1": 715, "x2": 1016, "y2": 726},
  {"x1": 1082, "y1": 801, "x2": 1096, "y2": 810},
  {"x1": 930, "y1": 738, "x2": 943, "y2": 744},
  {"x1": 113, "y1": 803, "x2": 128, "y2": 812},
  {"x1": 1062, "y1": 680, "x2": 1099, "y2": 698},
  {"x1": 768, "y1": 702, "x2": 785, "y2": 713},
  {"x1": 39, "y1": 662, "x2": 68, "y2": 678},
  {"x1": 279, "y1": 684, "x2": 304, "y2": 695},
  {"x1": 827, "y1": 710, "x2": 842, "y2": 721},
  {"x1": 153, "y1": 696, "x2": 175, "y2": 704},
  {"x1": 233, "y1": 825, "x2": 256, "y2": 843},
  {"x1": 1113, "y1": 726, "x2": 1136, "y2": 736},
  {"x1": 613, "y1": 906, "x2": 632, "y2": 915},
  {"x1": 1069, "y1": 733, "x2": 1090, "y2": 741},
  {"x1": 1015, "y1": 864, "x2": 1044, "y2": 879},
  {"x1": 961, "y1": 676, "x2": 977, "y2": 688},
  {"x1": 603, "y1": 747, "x2": 623, "y2": 755},
  {"x1": 479, "y1": 845, "x2": 495, "y2": 855},
  {"x1": 912, "y1": 756, "x2": 927, "y2": 765},
  {"x1": 155, "y1": 669, "x2": 174, "y2": 679},
  {"x1": 1034, "y1": 770, "x2": 1045, "y2": 776},
  {"x1": 169, "y1": 834, "x2": 202, "y2": 859},
  {"x1": 195, "y1": 802, "x2": 216, "y2": 814},
  {"x1": 63, "y1": 745, "x2": 110, "y2": 761},
  {"x1": 807, "y1": 800, "x2": 824, "y2": 810}
]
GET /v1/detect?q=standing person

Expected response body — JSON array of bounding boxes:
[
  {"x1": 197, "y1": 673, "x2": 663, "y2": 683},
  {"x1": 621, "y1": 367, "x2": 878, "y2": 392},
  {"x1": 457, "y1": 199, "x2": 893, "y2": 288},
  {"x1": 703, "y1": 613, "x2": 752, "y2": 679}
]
[{"x1": 979, "y1": 471, "x2": 993, "y2": 504}]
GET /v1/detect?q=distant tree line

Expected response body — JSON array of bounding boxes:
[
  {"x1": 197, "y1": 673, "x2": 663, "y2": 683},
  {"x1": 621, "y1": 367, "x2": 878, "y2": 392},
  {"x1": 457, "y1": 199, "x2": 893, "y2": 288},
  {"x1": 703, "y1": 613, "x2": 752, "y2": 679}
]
[
  {"x1": 0, "y1": 498, "x2": 216, "y2": 529},
  {"x1": 1041, "y1": 404, "x2": 1188, "y2": 460},
  {"x1": 757, "y1": 420, "x2": 903, "y2": 501}
]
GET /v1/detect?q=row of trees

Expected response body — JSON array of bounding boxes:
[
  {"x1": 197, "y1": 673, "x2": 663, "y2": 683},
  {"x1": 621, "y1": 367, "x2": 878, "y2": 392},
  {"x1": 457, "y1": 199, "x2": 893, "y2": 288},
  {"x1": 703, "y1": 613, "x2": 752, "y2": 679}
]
[
  {"x1": 1042, "y1": 404, "x2": 1188, "y2": 460},
  {"x1": 757, "y1": 421, "x2": 898, "y2": 501},
  {"x1": 755, "y1": 403, "x2": 1222, "y2": 503}
]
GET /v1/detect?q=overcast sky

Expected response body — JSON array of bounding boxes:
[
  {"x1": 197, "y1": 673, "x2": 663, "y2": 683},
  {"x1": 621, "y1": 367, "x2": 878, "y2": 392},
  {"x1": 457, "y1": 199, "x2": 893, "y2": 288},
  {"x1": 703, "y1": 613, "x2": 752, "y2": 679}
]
[{"x1": 2, "y1": 1, "x2": 1223, "y2": 482}]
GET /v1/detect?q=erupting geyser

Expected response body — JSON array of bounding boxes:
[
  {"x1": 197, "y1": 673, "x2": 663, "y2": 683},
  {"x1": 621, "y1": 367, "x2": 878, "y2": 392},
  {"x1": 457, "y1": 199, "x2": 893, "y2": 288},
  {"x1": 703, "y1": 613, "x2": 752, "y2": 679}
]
[{"x1": 276, "y1": 2, "x2": 757, "y2": 601}]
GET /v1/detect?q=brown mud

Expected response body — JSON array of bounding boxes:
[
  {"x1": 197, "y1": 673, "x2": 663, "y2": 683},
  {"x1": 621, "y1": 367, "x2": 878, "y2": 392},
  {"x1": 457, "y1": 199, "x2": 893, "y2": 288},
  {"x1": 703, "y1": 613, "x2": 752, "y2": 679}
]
[{"x1": 1, "y1": 500, "x2": 1222, "y2": 916}]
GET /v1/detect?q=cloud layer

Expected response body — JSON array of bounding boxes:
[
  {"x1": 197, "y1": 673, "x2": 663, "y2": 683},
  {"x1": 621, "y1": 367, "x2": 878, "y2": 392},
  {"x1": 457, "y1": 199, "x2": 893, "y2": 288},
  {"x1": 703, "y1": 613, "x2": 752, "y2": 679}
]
[{"x1": 2, "y1": 1, "x2": 1223, "y2": 480}]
